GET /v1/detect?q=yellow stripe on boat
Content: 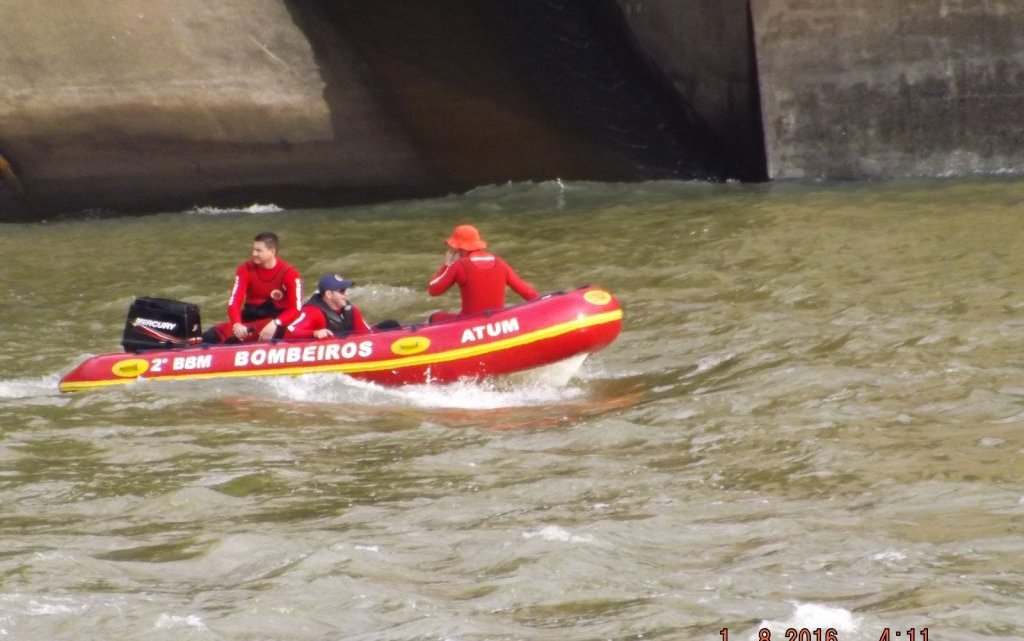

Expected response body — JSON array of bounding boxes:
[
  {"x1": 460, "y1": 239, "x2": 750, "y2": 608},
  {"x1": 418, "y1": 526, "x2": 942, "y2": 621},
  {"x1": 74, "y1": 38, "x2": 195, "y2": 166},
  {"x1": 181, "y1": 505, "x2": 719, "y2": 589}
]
[{"x1": 59, "y1": 309, "x2": 622, "y2": 392}]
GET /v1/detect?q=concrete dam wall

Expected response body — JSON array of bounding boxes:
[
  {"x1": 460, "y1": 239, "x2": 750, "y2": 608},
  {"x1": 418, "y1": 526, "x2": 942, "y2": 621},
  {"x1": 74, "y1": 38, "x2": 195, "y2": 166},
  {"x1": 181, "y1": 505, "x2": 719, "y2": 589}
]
[
  {"x1": 1, "y1": 0, "x2": 1021, "y2": 221},
  {"x1": 751, "y1": 0, "x2": 1024, "y2": 179}
]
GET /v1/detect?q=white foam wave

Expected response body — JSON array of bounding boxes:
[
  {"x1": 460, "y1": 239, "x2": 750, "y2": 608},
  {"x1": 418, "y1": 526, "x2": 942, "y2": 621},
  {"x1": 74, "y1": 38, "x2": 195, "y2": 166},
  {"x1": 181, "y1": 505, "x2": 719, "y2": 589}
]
[
  {"x1": 753, "y1": 603, "x2": 860, "y2": 641},
  {"x1": 354, "y1": 544, "x2": 380, "y2": 553},
  {"x1": 349, "y1": 283, "x2": 424, "y2": 316},
  {"x1": 692, "y1": 352, "x2": 737, "y2": 375},
  {"x1": 0, "y1": 374, "x2": 62, "y2": 400},
  {"x1": 21, "y1": 596, "x2": 89, "y2": 616},
  {"x1": 522, "y1": 525, "x2": 596, "y2": 544},
  {"x1": 265, "y1": 373, "x2": 584, "y2": 410},
  {"x1": 187, "y1": 203, "x2": 283, "y2": 215},
  {"x1": 154, "y1": 613, "x2": 208, "y2": 631}
]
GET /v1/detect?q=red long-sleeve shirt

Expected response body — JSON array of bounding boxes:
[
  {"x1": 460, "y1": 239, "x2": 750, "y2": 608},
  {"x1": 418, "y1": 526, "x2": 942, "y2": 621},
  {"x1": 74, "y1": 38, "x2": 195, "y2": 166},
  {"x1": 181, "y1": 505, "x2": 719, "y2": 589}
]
[
  {"x1": 227, "y1": 258, "x2": 302, "y2": 326},
  {"x1": 428, "y1": 250, "x2": 537, "y2": 317}
]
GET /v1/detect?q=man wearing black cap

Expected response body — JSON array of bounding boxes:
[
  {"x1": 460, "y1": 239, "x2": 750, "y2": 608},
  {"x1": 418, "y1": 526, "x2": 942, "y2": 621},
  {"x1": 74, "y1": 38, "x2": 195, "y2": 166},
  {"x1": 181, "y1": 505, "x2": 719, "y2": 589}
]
[{"x1": 281, "y1": 274, "x2": 372, "y2": 340}]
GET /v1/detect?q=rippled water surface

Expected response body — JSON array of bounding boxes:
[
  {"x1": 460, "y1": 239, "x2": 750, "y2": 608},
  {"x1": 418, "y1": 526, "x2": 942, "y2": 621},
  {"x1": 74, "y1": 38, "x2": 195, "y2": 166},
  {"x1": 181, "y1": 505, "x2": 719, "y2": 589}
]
[{"x1": 3, "y1": 178, "x2": 1024, "y2": 640}]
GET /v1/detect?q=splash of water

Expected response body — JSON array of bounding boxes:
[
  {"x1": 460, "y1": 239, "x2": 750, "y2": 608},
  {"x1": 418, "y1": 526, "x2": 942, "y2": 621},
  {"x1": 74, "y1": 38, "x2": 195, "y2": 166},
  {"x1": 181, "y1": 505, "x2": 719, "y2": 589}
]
[
  {"x1": 264, "y1": 372, "x2": 586, "y2": 410},
  {"x1": 186, "y1": 203, "x2": 284, "y2": 215}
]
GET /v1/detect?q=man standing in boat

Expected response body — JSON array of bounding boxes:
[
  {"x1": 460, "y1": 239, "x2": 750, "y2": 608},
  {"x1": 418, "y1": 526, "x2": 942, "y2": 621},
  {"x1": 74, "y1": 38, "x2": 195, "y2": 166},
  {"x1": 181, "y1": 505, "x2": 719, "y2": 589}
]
[
  {"x1": 428, "y1": 224, "x2": 538, "y2": 322},
  {"x1": 202, "y1": 231, "x2": 303, "y2": 343},
  {"x1": 281, "y1": 274, "x2": 372, "y2": 339}
]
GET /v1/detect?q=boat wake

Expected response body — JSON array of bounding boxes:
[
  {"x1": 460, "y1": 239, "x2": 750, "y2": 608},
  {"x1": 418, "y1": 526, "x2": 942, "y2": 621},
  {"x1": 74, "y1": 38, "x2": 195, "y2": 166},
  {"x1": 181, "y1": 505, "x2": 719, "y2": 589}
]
[
  {"x1": 0, "y1": 374, "x2": 64, "y2": 401},
  {"x1": 263, "y1": 369, "x2": 587, "y2": 410},
  {"x1": 250, "y1": 356, "x2": 638, "y2": 430}
]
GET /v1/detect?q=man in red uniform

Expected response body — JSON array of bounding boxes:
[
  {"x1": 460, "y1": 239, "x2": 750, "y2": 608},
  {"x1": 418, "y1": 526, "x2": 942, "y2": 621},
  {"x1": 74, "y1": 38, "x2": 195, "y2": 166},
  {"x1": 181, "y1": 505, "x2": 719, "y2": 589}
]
[
  {"x1": 202, "y1": 231, "x2": 303, "y2": 343},
  {"x1": 281, "y1": 274, "x2": 372, "y2": 339},
  {"x1": 427, "y1": 224, "x2": 538, "y2": 322}
]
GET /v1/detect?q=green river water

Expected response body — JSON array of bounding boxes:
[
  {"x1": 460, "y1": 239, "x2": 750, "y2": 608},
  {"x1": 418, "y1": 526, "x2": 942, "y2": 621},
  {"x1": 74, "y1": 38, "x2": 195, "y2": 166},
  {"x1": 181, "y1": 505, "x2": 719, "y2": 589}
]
[{"x1": 2, "y1": 178, "x2": 1024, "y2": 640}]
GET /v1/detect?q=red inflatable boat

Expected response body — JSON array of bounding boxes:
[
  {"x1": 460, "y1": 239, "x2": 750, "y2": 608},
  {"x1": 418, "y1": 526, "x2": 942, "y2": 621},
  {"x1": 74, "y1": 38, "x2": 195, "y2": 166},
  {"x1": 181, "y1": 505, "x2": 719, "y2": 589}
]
[{"x1": 58, "y1": 286, "x2": 623, "y2": 393}]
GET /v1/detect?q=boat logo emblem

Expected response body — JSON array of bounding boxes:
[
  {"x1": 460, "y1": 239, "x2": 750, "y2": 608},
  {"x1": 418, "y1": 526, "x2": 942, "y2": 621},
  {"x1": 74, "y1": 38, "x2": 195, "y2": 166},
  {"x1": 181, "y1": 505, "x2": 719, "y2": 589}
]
[
  {"x1": 111, "y1": 358, "x2": 150, "y2": 378},
  {"x1": 583, "y1": 289, "x2": 612, "y2": 306},
  {"x1": 391, "y1": 336, "x2": 430, "y2": 356}
]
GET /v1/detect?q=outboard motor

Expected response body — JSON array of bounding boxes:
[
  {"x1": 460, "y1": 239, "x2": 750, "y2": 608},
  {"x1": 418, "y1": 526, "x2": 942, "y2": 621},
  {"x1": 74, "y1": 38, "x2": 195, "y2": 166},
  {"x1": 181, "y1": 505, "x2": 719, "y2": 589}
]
[{"x1": 122, "y1": 297, "x2": 202, "y2": 352}]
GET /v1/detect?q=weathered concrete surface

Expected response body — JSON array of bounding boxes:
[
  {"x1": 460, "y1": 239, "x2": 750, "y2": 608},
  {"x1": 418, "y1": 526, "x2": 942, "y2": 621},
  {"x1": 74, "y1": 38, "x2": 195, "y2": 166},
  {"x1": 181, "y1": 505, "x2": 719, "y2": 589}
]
[
  {"x1": 0, "y1": 0, "x2": 426, "y2": 220},
  {"x1": 4, "y1": 0, "x2": 1023, "y2": 220},
  {"x1": 1, "y1": 0, "x2": 731, "y2": 221},
  {"x1": 292, "y1": 1, "x2": 672, "y2": 189},
  {"x1": 615, "y1": 0, "x2": 766, "y2": 179},
  {"x1": 752, "y1": 0, "x2": 1024, "y2": 179}
]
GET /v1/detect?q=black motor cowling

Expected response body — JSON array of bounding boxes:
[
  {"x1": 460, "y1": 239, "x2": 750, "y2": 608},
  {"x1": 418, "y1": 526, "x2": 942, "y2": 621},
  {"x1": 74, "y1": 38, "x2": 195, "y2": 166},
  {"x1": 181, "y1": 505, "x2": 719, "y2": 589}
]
[{"x1": 122, "y1": 297, "x2": 202, "y2": 352}]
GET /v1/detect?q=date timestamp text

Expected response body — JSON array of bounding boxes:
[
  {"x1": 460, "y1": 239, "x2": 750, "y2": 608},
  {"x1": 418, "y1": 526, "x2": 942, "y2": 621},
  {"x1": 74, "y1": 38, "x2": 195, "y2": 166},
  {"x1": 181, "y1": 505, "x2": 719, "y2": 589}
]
[{"x1": 718, "y1": 627, "x2": 929, "y2": 641}]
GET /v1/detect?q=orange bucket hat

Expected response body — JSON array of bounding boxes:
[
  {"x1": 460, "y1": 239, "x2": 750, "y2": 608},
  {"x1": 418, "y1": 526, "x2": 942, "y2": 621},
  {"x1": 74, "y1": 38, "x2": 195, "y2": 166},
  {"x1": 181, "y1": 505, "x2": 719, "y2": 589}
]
[{"x1": 445, "y1": 224, "x2": 487, "y2": 251}]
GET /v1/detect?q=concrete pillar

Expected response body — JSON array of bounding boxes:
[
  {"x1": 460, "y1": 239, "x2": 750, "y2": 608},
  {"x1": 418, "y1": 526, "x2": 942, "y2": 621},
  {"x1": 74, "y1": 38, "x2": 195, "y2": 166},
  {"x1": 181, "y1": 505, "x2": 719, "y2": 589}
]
[
  {"x1": 616, "y1": 0, "x2": 765, "y2": 179},
  {"x1": 751, "y1": 0, "x2": 1024, "y2": 179},
  {"x1": 0, "y1": 0, "x2": 423, "y2": 220}
]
